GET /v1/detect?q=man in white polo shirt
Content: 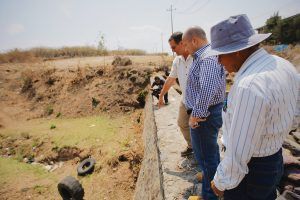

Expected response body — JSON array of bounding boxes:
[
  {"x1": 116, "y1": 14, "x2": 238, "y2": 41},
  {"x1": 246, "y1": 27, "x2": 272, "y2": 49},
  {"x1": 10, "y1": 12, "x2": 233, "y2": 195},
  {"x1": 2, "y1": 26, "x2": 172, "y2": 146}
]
[{"x1": 158, "y1": 31, "x2": 193, "y2": 157}]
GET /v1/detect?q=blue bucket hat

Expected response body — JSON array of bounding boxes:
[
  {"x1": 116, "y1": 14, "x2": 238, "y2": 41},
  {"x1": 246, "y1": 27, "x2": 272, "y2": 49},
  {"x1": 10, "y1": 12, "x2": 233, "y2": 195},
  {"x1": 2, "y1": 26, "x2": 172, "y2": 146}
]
[{"x1": 206, "y1": 14, "x2": 271, "y2": 56}]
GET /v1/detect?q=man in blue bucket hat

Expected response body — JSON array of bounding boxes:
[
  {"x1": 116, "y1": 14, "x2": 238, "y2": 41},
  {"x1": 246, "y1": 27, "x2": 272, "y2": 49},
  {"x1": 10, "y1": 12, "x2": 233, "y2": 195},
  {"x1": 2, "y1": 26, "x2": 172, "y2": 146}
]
[{"x1": 207, "y1": 14, "x2": 299, "y2": 199}]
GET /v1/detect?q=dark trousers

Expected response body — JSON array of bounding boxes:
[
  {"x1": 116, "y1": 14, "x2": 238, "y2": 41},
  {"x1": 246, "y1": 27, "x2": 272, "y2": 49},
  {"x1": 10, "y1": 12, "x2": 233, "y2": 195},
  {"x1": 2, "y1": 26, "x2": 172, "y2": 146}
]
[
  {"x1": 224, "y1": 149, "x2": 284, "y2": 200},
  {"x1": 152, "y1": 91, "x2": 168, "y2": 103},
  {"x1": 190, "y1": 103, "x2": 223, "y2": 200}
]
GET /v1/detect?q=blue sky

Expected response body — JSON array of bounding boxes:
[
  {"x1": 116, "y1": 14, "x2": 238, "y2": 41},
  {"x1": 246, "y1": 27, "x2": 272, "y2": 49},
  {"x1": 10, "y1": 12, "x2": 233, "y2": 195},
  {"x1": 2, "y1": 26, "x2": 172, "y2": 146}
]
[{"x1": 0, "y1": 0, "x2": 299, "y2": 53}]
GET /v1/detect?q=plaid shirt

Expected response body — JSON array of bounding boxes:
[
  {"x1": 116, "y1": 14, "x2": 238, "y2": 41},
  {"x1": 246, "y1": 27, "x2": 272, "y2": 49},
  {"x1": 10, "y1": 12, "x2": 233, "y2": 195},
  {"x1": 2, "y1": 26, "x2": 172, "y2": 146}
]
[{"x1": 185, "y1": 44, "x2": 226, "y2": 118}]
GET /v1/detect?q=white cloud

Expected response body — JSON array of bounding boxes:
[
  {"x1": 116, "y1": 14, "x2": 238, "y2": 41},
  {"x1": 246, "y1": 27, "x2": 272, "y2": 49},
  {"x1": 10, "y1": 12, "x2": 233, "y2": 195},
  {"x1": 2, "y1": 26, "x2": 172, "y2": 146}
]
[
  {"x1": 129, "y1": 25, "x2": 162, "y2": 33},
  {"x1": 6, "y1": 23, "x2": 25, "y2": 35}
]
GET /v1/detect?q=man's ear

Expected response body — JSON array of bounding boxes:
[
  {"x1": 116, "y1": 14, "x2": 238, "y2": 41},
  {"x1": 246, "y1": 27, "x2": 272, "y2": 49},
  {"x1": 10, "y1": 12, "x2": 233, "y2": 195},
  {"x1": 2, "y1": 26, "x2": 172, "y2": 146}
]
[{"x1": 192, "y1": 38, "x2": 197, "y2": 46}]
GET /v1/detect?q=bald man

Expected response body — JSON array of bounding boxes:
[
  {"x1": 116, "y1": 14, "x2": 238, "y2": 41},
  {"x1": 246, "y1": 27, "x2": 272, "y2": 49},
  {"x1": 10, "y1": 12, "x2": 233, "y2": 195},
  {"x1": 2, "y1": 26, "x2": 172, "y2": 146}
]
[{"x1": 183, "y1": 26, "x2": 226, "y2": 200}]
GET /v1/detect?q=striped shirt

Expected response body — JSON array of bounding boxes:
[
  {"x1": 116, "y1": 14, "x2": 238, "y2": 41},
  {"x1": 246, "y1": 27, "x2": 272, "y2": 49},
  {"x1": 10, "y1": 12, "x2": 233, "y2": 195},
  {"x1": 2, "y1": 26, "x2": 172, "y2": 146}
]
[
  {"x1": 213, "y1": 48, "x2": 299, "y2": 191},
  {"x1": 292, "y1": 74, "x2": 300, "y2": 129},
  {"x1": 185, "y1": 44, "x2": 226, "y2": 118}
]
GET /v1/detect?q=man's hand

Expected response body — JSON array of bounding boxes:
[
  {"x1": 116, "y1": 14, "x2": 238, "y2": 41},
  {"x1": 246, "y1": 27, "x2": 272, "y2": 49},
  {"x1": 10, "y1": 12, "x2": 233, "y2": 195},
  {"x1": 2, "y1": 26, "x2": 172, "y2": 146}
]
[
  {"x1": 158, "y1": 94, "x2": 164, "y2": 108},
  {"x1": 211, "y1": 181, "x2": 224, "y2": 197},
  {"x1": 189, "y1": 116, "x2": 206, "y2": 129}
]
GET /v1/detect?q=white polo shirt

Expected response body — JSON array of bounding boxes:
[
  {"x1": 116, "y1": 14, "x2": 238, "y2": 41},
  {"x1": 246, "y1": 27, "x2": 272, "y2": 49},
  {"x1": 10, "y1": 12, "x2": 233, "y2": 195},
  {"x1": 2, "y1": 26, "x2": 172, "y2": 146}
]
[{"x1": 169, "y1": 55, "x2": 193, "y2": 104}]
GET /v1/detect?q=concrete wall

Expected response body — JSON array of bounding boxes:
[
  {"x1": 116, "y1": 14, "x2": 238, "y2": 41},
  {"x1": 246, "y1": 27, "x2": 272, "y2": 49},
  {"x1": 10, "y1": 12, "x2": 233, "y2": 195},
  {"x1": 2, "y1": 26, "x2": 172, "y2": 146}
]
[{"x1": 133, "y1": 93, "x2": 165, "y2": 200}]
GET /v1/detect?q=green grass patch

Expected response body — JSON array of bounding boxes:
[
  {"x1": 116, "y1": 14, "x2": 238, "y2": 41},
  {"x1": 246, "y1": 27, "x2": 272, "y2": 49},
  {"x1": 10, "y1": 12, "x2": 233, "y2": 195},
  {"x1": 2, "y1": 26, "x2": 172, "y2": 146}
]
[
  {"x1": 0, "y1": 157, "x2": 52, "y2": 185},
  {"x1": 1, "y1": 115, "x2": 129, "y2": 149}
]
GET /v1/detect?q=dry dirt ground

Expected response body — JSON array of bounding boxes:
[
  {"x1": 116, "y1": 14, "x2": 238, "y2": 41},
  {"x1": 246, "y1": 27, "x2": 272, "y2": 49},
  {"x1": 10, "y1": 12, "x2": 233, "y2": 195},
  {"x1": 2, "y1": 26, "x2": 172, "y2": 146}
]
[{"x1": 0, "y1": 55, "x2": 172, "y2": 200}]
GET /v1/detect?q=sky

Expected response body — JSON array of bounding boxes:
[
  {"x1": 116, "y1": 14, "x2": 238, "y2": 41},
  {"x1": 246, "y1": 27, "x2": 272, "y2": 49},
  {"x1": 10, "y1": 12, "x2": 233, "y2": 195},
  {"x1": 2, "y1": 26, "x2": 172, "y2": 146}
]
[{"x1": 0, "y1": 0, "x2": 299, "y2": 53}]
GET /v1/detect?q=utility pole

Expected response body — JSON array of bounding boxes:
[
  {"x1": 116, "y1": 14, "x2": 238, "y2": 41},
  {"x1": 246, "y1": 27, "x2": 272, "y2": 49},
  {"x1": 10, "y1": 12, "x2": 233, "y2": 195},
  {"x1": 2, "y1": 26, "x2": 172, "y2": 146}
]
[
  {"x1": 167, "y1": 5, "x2": 176, "y2": 34},
  {"x1": 161, "y1": 33, "x2": 164, "y2": 54}
]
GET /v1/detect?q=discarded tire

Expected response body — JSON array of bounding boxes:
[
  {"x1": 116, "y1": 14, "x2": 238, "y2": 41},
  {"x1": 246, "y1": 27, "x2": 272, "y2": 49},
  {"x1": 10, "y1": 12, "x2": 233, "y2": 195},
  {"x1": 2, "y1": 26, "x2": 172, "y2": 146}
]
[
  {"x1": 57, "y1": 176, "x2": 84, "y2": 200},
  {"x1": 77, "y1": 158, "x2": 96, "y2": 176}
]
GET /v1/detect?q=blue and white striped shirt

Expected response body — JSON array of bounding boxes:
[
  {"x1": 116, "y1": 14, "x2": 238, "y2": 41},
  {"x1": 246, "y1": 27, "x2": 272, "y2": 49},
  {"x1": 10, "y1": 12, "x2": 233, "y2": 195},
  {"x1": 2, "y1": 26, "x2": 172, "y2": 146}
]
[
  {"x1": 213, "y1": 48, "x2": 299, "y2": 191},
  {"x1": 185, "y1": 44, "x2": 226, "y2": 118}
]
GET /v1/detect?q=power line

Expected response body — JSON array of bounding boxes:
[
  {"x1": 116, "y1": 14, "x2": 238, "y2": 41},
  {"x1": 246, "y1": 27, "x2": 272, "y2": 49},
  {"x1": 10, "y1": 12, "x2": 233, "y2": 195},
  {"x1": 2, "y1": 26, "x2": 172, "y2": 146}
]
[
  {"x1": 189, "y1": 0, "x2": 211, "y2": 14},
  {"x1": 161, "y1": 33, "x2": 164, "y2": 53},
  {"x1": 176, "y1": 0, "x2": 201, "y2": 14},
  {"x1": 177, "y1": 0, "x2": 212, "y2": 15}
]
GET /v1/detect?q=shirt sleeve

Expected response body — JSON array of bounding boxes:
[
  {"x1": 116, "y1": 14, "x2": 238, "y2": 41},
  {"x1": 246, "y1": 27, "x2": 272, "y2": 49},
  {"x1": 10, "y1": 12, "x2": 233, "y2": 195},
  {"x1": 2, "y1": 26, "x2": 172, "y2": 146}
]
[
  {"x1": 292, "y1": 74, "x2": 300, "y2": 129},
  {"x1": 191, "y1": 58, "x2": 222, "y2": 118},
  {"x1": 169, "y1": 57, "x2": 178, "y2": 78},
  {"x1": 213, "y1": 86, "x2": 266, "y2": 191}
]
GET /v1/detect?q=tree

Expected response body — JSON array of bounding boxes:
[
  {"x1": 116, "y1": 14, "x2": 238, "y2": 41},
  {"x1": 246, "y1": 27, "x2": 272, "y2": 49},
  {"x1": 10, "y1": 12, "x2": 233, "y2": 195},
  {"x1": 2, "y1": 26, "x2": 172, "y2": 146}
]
[
  {"x1": 97, "y1": 32, "x2": 106, "y2": 51},
  {"x1": 265, "y1": 12, "x2": 282, "y2": 44},
  {"x1": 97, "y1": 32, "x2": 108, "y2": 55},
  {"x1": 262, "y1": 12, "x2": 300, "y2": 44}
]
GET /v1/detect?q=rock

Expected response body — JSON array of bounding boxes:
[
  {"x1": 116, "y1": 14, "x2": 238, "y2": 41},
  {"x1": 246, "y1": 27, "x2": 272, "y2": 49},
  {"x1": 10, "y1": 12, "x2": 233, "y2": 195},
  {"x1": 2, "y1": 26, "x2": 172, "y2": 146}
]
[
  {"x1": 283, "y1": 138, "x2": 300, "y2": 156},
  {"x1": 287, "y1": 171, "x2": 300, "y2": 184},
  {"x1": 292, "y1": 132, "x2": 300, "y2": 144},
  {"x1": 177, "y1": 157, "x2": 197, "y2": 170},
  {"x1": 96, "y1": 69, "x2": 104, "y2": 76},
  {"x1": 294, "y1": 187, "x2": 300, "y2": 195},
  {"x1": 50, "y1": 164, "x2": 58, "y2": 172},
  {"x1": 278, "y1": 190, "x2": 300, "y2": 200},
  {"x1": 21, "y1": 187, "x2": 30, "y2": 192},
  {"x1": 35, "y1": 155, "x2": 44, "y2": 162},
  {"x1": 23, "y1": 157, "x2": 29, "y2": 163},
  {"x1": 284, "y1": 185, "x2": 294, "y2": 191},
  {"x1": 44, "y1": 165, "x2": 52, "y2": 171},
  {"x1": 282, "y1": 148, "x2": 300, "y2": 167},
  {"x1": 283, "y1": 167, "x2": 300, "y2": 186},
  {"x1": 112, "y1": 56, "x2": 132, "y2": 67},
  {"x1": 58, "y1": 161, "x2": 64, "y2": 168}
]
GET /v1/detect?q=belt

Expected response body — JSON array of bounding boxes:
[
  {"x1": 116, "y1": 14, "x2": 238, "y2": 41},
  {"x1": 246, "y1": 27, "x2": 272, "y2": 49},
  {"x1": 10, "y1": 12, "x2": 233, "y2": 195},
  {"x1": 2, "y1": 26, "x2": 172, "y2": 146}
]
[{"x1": 186, "y1": 102, "x2": 223, "y2": 116}]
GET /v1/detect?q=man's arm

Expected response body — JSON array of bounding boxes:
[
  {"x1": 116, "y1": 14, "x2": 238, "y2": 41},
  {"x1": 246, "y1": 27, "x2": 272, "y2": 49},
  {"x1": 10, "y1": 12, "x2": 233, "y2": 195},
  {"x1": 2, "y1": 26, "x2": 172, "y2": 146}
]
[
  {"x1": 158, "y1": 77, "x2": 176, "y2": 107},
  {"x1": 213, "y1": 87, "x2": 266, "y2": 192}
]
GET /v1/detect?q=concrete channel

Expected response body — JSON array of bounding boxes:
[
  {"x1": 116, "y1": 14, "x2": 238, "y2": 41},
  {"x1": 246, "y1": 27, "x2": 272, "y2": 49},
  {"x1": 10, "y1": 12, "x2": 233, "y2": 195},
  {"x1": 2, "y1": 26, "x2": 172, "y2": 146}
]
[{"x1": 134, "y1": 86, "x2": 201, "y2": 200}]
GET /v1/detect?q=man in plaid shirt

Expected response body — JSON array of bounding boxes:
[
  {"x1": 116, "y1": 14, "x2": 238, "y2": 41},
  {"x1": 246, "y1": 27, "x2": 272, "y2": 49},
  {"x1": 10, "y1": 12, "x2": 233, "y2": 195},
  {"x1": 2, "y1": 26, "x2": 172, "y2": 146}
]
[{"x1": 182, "y1": 26, "x2": 225, "y2": 200}]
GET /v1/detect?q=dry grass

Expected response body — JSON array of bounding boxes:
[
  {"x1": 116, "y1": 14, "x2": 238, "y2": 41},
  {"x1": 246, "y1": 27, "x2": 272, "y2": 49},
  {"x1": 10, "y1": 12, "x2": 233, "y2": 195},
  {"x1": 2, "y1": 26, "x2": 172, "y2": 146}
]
[
  {"x1": 32, "y1": 46, "x2": 109, "y2": 59},
  {"x1": 0, "y1": 46, "x2": 157, "y2": 64},
  {"x1": 110, "y1": 49, "x2": 146, "y2": 56},
  {"x1": 0, "y1": 49, "x2": 38, "y2": 63}
]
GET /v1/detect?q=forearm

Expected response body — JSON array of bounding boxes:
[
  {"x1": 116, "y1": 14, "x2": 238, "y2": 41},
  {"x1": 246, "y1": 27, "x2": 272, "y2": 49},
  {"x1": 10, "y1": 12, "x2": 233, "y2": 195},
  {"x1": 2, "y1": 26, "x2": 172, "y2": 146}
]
[
  {"x1": 213, "y1": 89, "x2": 266, "y2": 191},
  {"x1": 160, "y1": 77, "x2": 176, "y2": 96}
]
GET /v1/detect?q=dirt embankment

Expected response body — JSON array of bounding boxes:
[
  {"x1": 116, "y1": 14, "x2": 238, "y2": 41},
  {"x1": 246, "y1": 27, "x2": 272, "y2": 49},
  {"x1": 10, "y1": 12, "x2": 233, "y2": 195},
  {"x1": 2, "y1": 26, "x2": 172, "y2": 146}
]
[
  {"x1": 0, "y1": 63, "x2": 152, "y2": 128},
  {"x1": 0, "y1": 59, "x2": 157, "y2": 199}
]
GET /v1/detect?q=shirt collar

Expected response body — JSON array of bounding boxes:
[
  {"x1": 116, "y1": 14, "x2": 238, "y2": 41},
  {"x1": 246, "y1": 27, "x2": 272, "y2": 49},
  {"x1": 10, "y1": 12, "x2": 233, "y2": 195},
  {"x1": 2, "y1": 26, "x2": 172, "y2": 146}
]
[
  {"x1": 193, "y1": 44, "x2": 210, "y2": 59},
  {"x1": 234, "y1": 48, "x2": 268, "y2": 81},
  {"x1": 179, "y1": 54, "x2": 192, "y2": 61}
]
